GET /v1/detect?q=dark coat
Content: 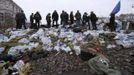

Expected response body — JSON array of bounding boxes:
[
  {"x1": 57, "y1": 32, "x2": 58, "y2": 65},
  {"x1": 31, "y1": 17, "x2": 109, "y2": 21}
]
[
  {"x1": 46, "y1": 14, "x2": 51, "y2": 22},
  {"x1": 52, "y1": 11, "x2": 59, "y2": 21},
  {"x1": 30, "y1": 14, "x2": 34, "y2": 23},
  {"x1": 83, "y1": 14, "x2": 89, "y2": 22},
  {"x1": 34, "y1": 13, "x2": 42, "y2": 21},
  {"x1": 75, "y1": 12, "x2": 81, "y2": 20},
  {"x1": 110, "y1": 14, "x2": 115, "y2": 26},
  {"x1": 70, "y1": 12, "x2": 74, "y2": 21},
  {"x1": 20, "y1": 12, "x2": 26, "y2": 22},
  {"x1": 64, "y1": 12, "x2": 69, "y2": 21},
  {"x1": 90, "y1": 13, "x2": 98, "y2": 22},
  {"x1": 60, "y1": 12, "x2": 65, "y2": 20}
]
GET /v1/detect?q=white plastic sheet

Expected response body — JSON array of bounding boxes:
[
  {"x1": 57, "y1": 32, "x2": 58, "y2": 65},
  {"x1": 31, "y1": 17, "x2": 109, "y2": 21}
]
[
  {"x1": 8, "y1": 43, "x2": 39, "y2": 56},
  {"x1": 107, "y1": 44, "x2": 116, "y2": 49},
  {"x1": 0, "y1": 34, "x2": 8, "y2": 43},
  {"x1": 18, "y1": 38, "x2": 30, "y2": 44},
  {"x1": 0, "y1": 47, "x2": 5, "y2": 54},
  {"x1": 13, "y1": 60, "x2": 25, "y2": 70},
  {"x1": 30, "y1": 28, "x2": 45, "y2": 39},
  {"x1": 73, "y1": 46, "x2": 81, "y2": 55}
]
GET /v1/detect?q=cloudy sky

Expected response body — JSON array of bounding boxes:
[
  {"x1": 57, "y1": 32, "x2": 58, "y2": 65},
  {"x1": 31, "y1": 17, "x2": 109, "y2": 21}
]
[{"x1": 13, "y1": 0, "x2": 134, "y2": 23}]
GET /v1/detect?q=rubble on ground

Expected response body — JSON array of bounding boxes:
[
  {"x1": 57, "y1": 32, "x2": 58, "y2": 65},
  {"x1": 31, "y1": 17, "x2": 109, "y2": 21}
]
[{"x1": 0, "y1": 27, "x2": 134, "y2": 75}]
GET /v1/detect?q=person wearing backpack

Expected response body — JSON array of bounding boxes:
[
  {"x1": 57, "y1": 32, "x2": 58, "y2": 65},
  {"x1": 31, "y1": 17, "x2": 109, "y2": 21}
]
[
  {"x1": 46, "y1": 13, "x2": 51, "y2": 28},
  {"x1": 70, "y1": 11, "x2": 74, "y2": 25},
  {"x1": 52, "y1": 10, "x2": 59, "y2": 27},
  {"x1": 19, "y1": 10, "x2": 27, "y2": 29},
  {"x1": 90, "y1": 11, "x2": 98, "y2": 30},
  {"x1": 82, "y1": 12, "x2": 90, "y2": 29},
  {"x1": 75, "y1": 10, "x2": 82, "y2": 26},
  {"x1": 34, "y1": 12, "x2": 42, "y2": 29}
]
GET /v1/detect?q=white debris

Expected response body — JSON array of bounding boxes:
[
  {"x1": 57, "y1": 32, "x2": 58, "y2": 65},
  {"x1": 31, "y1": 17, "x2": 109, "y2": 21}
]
[
  {"x1": 107, "y1": 44, "x2": 116, "y2": 49},
  {"x1": 13, "y1": 60, "x2": 25, "y2": 70},
  {"x1": 18, "y1": 38, "x2": 30, "y2": 44},
  {"x1": 115, "y1": 32, "x2": 134, "y2": 48},
  {"x1": 41, "y1": 37, "x2": 52, "y2": 45},
  {"x1": 61, "y1": 44, "x2": 71, "y2": 53},
  {"x1": 0, "y1": 34, "x2": 8, "y2": 43},
  {"x1": 30, "y1": 28, "x2": 45, "y2": 39},
  {"x1": 8, "y1": 29, "x2": 30, "y2": 41},
  {"x1": 8, "y1": 43, "x2": 39, "y2": 56},
  {"x1": 73, "y1": 46, "x2": 81, "y2": 55},
  {"x1": 115, "y1": 20, "x2": 122, "y2": 32},
  {"x1": 0, "y1": 47, "x2": 5, "y2": 54}
]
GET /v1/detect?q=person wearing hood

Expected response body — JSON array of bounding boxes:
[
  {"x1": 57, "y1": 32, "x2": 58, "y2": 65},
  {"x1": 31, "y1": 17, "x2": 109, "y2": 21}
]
[
  {"x1": 70, "y1": 11, "x2": 74, "y2": 25},
  {"x1": 34, "y1": 11, "x2": 42, "y2": 29},
  {"x1": 82, "y1": 12, "x2": 90, "y2": 29},
  {"x1": 52, "y1": 10, "x2": 59, "y2": 27},
  {"x1": 46, "y1": 13, "x2": 51, "y2": 28},
  {"x1": 19, "y1": 10, "x2": 27, "y2": 29},
  {"x1": 90, "y1": 11, "x2": 98, "y2": 30},
  {"x1": 60, "y1": 10, "x2": 65, "y2": 25},
  {"x1": 30, "y1": 13, "x2": 34, "y2": 28},
  {"x1": 75, "y1": 10, "x2": 82, "y2": 26}
]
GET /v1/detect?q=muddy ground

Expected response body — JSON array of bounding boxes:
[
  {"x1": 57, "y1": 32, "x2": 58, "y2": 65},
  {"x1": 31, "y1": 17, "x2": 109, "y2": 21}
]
[{"x1": 28, "y1": 48, "x2": 134, "y2": 75}]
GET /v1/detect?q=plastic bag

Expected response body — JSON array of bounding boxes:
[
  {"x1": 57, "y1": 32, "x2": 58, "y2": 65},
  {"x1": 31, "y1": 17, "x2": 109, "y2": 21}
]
[
  {"x1": 0, "y1": 47, "x2": 5, "y2": 54},
  {"x1": 13, "y1": 60, "x2": 25, "y2": 70},
  {"x1": 73, "y1": 46, "x2": 81, "y2": 55},
  {"x1": 18, "y1": 38, "x2": 30, "y2": 44}
]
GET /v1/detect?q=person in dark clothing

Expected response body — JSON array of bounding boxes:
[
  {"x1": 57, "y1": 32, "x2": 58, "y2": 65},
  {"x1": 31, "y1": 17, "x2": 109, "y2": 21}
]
[
  {"x1": 64, "y1": 12, "x2": 69, "y2": 25},
  {"x1": 75, "y1": 10, "x2": 81, "y2": 26},
  {"x1": 109, "y1": 13, "x2": 115, "y2": 32},
  {"x1": 60, "y1": 10, "x2": 65, "y2": 25},
  {"x1": 52, "y1": 10, "x2": 59, "y2": 26},
  {"x1": 30, "y1": 13, "x2": 34, "y2": 28},
  {"x1": 70, "y1": 11, "x2": 74, "y2": 25},
  {"x1": 19, "y1": 10, "x2": 27, "y2": 29},
  {"x1": 90, "y1": 11, "x2": 98, "y2": 30},
  {"x1": 46, "y1": 13, "x2": 51, "y2": 28},
  {"x1": 82, "y1": 12, "x2": 90, "y2": 29},
  {"x1": 34, "y1": 12, "x2": 42, "y2": 29},
  {"x1": 15, "y1": 12, "x2": 21, "y2": 29}
]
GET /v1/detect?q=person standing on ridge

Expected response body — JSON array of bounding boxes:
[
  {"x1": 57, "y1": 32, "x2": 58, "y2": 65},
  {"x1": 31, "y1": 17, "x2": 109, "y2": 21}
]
[
  {"x1": 52, "y1": 10, "x2": 59, "y2": 27},
  {"x1": 19, "y1": 10, "x2": 27, "y2": 29},
  {"x1": 34, "y1": 11, "x2": 42, "y2": 29},
  {"x1": 75, "y1": 10, "x2": 82, "y2": 26},
  {"x1": 30, "y1": 13, "x2": 34, "y2": 28},
  {"x1": 70, "y1": 11, "x2": 74, "y2": 25},
  {"x1": 109, "y1": 13, "x2": 115, "y2": 32},
  {"x1": 46, "y1": 13, "x2": 51, "y2": 28},
  {"x1": 90, "y1": 11, "x2": 98, "y2": 30}
]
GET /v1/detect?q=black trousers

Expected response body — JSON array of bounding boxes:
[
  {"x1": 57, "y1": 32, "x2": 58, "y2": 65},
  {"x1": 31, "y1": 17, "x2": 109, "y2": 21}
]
[
  {"x1": 91, "y1": 21, "x2": 97, "y2": 30},
  {"x1": 16, "y1": 20, "x2": 20, "y2": 29},
  {"x1": 35, "y1": 20, "x2": 40, "y2": 29},
  {"x1": 19, "y1": 21, "x2": 26, "y2": 29},
  {"x1": 47, "y1": 21, "x2": 51, "y2": 28}
]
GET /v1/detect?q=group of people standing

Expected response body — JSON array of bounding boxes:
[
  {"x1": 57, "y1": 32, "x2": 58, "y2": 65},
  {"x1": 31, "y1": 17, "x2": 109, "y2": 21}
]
[
  {"x1": 15, "y1": 10, "x2": 116, "y2": 32},
  {"x1": 29, "y1": 10, "x2": 98, "y2": 30},
  {"x1": 30, "y1": 12, "x2": 42, "y2": 29},
  {"x1": 15, "y1": 10, "x2": 27, "y2": 29}
]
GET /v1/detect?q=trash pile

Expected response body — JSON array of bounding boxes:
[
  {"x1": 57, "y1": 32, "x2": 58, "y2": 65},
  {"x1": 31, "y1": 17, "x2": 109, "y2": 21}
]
[
  {"x1": 29, "y1": 51, "x2": 90, "y2": 75},
  {"x1": 0, "y1": 27, "x2": 134, "y2": 75}
]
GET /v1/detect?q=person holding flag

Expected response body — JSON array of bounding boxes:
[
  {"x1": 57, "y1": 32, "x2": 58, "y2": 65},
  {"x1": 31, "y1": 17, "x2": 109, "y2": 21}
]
[{"x1": 109, "y1": 0, "x2": 121, "y2": 32}]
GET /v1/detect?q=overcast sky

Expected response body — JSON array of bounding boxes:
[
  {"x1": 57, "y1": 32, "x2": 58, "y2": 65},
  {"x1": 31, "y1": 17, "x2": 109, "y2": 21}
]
[{"x1": 13, "y1": 0, "x2": 134, "y2": 23}]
